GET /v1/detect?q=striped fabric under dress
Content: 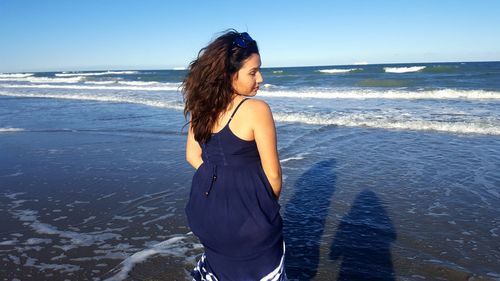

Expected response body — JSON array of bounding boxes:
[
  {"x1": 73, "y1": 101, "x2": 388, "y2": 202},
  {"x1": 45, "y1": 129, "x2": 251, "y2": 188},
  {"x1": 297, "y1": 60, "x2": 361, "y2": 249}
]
[{"x1": 190, "y1": 241, "x2": 288, "y2": 281}]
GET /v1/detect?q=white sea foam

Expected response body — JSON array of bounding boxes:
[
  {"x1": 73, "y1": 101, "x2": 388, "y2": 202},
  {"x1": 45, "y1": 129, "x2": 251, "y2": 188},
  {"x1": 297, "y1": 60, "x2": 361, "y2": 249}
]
[
  {"x1": 142, "y1": 213, "x2": 174, "y2": 225},
  {"x1": 0, "y1": 239, "x2": 18, "y2": 245},
  {"x1": 84, "y1": 80, "x2": 117, "y2": 85},
  {"x1": 318, "y1": 68, "x2": 360, "y2": 74},
  {"x1": 82, "y1": 216, "x2": 96, "y2": 224},
  {"x1": 113, "y1": 215, "x2": 137, "y2": 222},
  {"x1": 274, "y1": 112, "x2": 500, "y2": 135},
  {"x1": 5, "y1": 79, "x2": 497, "y2": 101},
  {"x1": 5, "y1": 192, "x2": 25, "y2": 199},
  {"x1": 172, "y1": 67, "x2": 186, "y2": 70},
  {"x1": 0, "y1": 172, "x2": 24, "y2": 177},
  {"x1": 0, "y1": 92, "x2": 184, "y2": 110},
  {"x1": 2, "y1": 87, "x2": 498, "y2": 136},
  {"x1": 0, "y1": 76, "x2": 85, "y2": 83},
  {"x1": 258, "y1": 89, "x2": 500, "y2": 100},
  {"x1": 0, "y1": 73, "x2": 34, "y2": 78},
  {"x1": 281, "y1": 152, "x2": 309, "y2": 163},
  {"x1": 8, "y1": 254, "x2": 21, "y2": 265},
  {"x1": 263, "y1": 83, "x2": 278, "y2": 89},
  {"x1": 117, "y1": 81, "x2": 164, "y2": 86},
  {"x1": 23, "y1": 259, "x2": 81, "y2": 273},
  {"x1": 26, "y1": 238, "x2": 52, "y2": 245},
  {"x1": 32, "y1": 221, "x2": 122, "y2": 246},
  {"x1": 104, "y1": 235, "x2": 202, "y2": 281},
  {"x1": 0, "y1": 127, "x2": 25, "y2": 133},
  {"x1": 98, "y1": 192, "x2": 116, "y2": 200},
  {"x1": 65, "y1": 200, "x2": 89, "y2": 208},
  {"x1": 137, "y1": 206, "x2": 158, "y2": 213},
  {"x1": 4, "y1": 195, "x2": 126, "y2": 264},
  {"x1": 55, "y1": 71, "x2": 138, "y2": 77},
  {"x1": 353, "y1": 61, "x2": 369, "y2": 65},
  {"x1": 9, "y1": 206, "x2": 123, "y2": 247},
  {"x1": 384, "y1": 66, "x2": 426, "y2": 73},
  {"x1": 0, "y1": 82, "x2": 180, "y2": 91}
]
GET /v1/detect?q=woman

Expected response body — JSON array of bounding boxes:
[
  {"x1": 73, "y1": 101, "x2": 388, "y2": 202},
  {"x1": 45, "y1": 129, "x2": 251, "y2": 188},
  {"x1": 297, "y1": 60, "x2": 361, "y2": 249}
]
[{"x1": 183, "y1": 30, "x2": 287, "y2": 280}]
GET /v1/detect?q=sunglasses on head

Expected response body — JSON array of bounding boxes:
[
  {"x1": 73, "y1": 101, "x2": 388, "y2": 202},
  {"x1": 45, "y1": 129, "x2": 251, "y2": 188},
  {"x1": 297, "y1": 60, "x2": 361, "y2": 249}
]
[{"x1": 233, "y1": 32, "x2": 254, "y2": 48}]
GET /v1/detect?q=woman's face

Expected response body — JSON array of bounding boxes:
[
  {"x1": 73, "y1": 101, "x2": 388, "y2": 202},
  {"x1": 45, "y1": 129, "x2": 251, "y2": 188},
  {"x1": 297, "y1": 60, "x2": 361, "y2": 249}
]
[{"x1": 232, "y1": 53, "x2": 263, "y2": 97}]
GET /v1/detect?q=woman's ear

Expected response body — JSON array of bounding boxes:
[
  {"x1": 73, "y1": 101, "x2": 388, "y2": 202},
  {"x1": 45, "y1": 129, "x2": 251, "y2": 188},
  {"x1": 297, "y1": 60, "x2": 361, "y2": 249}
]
[{"x1": 231, "y1": 72, "x2": 239, "y2": 92}]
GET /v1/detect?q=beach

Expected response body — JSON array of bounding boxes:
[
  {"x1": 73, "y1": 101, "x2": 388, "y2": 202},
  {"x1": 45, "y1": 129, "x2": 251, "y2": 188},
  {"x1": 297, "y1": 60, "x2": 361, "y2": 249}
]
[{"x1": 1, "y1": 62, "x2": 500, "y2": 280}]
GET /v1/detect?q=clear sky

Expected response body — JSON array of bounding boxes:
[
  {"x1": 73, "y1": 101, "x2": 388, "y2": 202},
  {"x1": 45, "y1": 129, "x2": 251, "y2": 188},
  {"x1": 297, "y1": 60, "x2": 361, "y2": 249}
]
[{"x1": 1, "y1": 0, "x2": 499, "y2": 72}]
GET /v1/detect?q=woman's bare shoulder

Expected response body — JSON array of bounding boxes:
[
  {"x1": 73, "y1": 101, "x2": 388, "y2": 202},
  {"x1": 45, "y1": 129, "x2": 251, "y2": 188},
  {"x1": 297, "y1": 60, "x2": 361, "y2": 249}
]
[
  {"x1": 239, "y1": 98, "x2": 274, "y2": 131},
  {"x1": 243, "y1": 98, "x2": 272, "y2": 115}
]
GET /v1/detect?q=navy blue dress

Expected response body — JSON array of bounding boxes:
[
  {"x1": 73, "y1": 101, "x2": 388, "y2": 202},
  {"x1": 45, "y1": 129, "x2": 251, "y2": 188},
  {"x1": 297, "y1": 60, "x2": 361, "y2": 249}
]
[{"x1": 185, "y1": 98, "x2": 286, "y2": 280}]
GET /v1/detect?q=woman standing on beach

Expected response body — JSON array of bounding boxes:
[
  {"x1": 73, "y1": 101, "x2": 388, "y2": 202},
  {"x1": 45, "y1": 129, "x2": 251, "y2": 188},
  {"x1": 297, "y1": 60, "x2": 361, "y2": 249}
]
[{"x1": 182, "y1": 30, "x2": 287, "y2": 280}]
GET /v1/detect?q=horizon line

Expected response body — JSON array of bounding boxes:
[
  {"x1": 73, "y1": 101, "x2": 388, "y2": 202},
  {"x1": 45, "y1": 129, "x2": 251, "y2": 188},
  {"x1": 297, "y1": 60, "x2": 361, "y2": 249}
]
[{"x1": 2, "y1": 59, "x2": 500, "y2": 74}]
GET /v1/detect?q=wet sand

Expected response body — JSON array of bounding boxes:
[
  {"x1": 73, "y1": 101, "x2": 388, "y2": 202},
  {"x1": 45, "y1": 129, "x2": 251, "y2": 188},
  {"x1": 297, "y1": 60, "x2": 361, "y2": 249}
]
[{"x1": 1, "y1": 97, "x2": 499, "y2": 280}]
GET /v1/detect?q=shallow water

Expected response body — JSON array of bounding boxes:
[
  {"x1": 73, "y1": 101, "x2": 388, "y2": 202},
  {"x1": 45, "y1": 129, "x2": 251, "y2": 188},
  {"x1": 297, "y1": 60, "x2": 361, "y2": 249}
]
[
  {"x1": 2, "y1": 62, "x2": 500, "y2": 136},
  {"x1": 277, "y1": 124, "x2": 500, "y2": 280}
]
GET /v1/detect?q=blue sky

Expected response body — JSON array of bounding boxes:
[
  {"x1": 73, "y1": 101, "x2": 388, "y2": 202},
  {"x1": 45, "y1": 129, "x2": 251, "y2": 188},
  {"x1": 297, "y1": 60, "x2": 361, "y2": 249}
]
[{"x1": 1, "y1": 0, "x2": 499, "y2": 72}]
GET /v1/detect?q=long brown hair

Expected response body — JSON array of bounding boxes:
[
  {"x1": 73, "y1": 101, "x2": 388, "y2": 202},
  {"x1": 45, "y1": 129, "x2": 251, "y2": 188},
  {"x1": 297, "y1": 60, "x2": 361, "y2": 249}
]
[{"x1": 182, "y1": 29, "x2": 259, "y2": 144}]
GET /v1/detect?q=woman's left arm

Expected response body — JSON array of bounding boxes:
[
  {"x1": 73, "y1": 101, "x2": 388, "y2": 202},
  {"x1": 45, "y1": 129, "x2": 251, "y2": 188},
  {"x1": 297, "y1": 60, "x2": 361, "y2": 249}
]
[
  {"x1": 186, "y1": 121, "x2": 203, "y2": 169},
  {"x1": 252, "y1": 100, "x2": 282, "y2": 199}
]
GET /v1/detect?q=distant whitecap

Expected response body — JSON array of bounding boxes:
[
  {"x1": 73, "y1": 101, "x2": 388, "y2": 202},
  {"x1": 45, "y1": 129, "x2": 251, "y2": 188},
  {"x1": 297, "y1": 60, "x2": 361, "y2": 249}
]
[
  {"x1": 0, "y1": 83, "x2": 181, "y2": 91},
  {"x1": 384, "y1": 66, "x2": 426, "y2": 73},
  {"x1": 55, "y1": 71, "x2": 138, "y2": 77},
  {"x1": 0, "y1": 127, "x2": 25, "y2": 133},
  {"x1": 0, "y1": 76, "x2": 85, "y2": 83},
  {"x1": 318, "y1": 68, "x2": 360, "y2": 74},
  {"x1": 0, "y1": 73, "x2": 34, "y2": 78}
]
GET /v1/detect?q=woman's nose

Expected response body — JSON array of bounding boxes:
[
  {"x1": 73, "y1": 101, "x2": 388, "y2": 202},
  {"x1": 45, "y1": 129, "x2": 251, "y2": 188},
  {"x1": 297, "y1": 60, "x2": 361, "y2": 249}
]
[{"x1": 256, "y1": 72, "x2": 264, "y2": 84}]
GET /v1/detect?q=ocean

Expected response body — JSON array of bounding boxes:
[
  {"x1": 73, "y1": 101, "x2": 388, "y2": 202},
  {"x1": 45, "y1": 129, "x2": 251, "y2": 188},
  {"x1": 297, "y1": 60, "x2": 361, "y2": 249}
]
[{"x1": 1, "y1": 61, "x2": 499, "y2": 280}]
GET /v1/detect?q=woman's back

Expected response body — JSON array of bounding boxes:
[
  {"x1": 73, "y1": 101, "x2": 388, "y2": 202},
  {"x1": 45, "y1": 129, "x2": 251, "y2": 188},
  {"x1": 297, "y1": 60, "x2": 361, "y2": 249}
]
[
  {"x1": 210, "y1": 97, "x2": 264, "y2": 141},
  {"x1": 201, "y1": 97, "x2": 261, "y2": 166},
  {"x1": 185, "y1": 98, "x2": 285, "y2": 280}
]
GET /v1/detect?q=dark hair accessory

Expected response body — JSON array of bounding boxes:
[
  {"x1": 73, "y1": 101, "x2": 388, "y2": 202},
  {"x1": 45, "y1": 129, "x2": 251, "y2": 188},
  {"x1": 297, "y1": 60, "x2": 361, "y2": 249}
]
[{"x1": 233, "y1": 32, "x2": 254, "y2": 48}]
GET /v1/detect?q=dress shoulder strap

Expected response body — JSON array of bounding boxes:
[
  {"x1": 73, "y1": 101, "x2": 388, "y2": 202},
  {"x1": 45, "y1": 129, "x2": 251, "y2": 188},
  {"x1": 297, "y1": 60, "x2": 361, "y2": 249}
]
[{"x1": 227, "y1": 98, "x2": 250, "y2": 125}]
